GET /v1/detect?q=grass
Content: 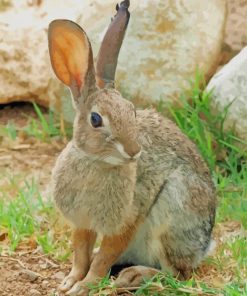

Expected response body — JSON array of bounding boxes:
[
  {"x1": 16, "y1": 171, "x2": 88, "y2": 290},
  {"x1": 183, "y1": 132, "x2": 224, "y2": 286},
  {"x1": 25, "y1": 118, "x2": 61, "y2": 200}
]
[
  {"x1": 0, "y1": 102, "x2": 72, "y2": 142},
  {"x1": 0, "y1": 179, "x2": 71, "y2": 261},
  {"x1": 0, "y1": 75, "x2": 246, "y2": 295}
]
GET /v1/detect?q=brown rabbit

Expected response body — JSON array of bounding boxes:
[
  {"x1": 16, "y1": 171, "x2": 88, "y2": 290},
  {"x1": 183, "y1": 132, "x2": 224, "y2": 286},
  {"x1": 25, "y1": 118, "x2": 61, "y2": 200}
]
[{"x1": 48, "y1": 1, "x2": 216, "y2": 295}]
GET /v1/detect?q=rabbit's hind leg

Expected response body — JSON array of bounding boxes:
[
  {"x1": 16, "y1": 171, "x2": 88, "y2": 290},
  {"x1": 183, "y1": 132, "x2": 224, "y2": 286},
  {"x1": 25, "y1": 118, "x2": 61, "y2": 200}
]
[{"x1": 115, "y1": 265, "x2": 159, "y2": 288}]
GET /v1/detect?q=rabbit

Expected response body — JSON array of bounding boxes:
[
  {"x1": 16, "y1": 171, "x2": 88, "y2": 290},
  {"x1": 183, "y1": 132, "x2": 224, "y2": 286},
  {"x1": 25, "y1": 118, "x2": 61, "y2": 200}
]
[{"x1": 48, "y1": 1, "x2": 216, "y2": 295}]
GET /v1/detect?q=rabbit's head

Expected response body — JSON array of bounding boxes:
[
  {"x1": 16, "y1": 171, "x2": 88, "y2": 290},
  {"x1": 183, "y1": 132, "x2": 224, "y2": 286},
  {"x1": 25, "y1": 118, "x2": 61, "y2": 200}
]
[{"x1": 48, "y1": 1, "x2": 141, "y2": 166}]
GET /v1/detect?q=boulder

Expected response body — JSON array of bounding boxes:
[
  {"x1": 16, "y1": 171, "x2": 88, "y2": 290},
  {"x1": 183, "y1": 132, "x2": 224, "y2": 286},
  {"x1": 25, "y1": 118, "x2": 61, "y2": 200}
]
[
  {"x1": 207, "y1": 47, "x2": 247, "y2": 143},
  {"x1": 221, "y1": 0, "x2": 247, "y2": 64},
  {"x1": 113, "y1": 0, "x2": 227, "y2": 104},
  {"x1": 0, "y1": 0, "x2": 226, "y2": 115}
]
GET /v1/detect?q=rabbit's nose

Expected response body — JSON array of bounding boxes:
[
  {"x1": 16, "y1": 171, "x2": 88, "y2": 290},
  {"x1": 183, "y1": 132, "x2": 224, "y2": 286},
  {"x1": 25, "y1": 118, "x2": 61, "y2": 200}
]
[
  {"x1": 115, "y1": 141, "x2": 141, "y2": 159},
  {"x1": 125, "y1": 144, "x2": 142, "y2": 159}
]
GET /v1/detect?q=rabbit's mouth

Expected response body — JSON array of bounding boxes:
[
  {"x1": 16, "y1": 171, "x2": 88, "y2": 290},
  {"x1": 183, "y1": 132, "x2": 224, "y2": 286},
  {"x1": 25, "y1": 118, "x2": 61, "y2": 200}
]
[{"x1": 99, "y1": 152, "x2": 140, "y2": 167}]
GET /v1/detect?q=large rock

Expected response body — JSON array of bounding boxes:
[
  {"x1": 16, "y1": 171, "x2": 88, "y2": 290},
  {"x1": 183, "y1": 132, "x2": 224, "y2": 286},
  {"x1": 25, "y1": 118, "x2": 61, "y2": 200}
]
[
  {"x1": 0, "y1": 0, "x2": 226, "y2": 113},
  {"x1": 221, "y1": 0, "x2": 247, "y2": 64},
  {"x1": 114, "y1": 0, "x2": 226, "y2": 103},
  {"x1": 0, "y1": 0, "x2": 126, "y2": 108},
  {"x1": 207, "y1": 47, "x2": 247, "y2": 143}
]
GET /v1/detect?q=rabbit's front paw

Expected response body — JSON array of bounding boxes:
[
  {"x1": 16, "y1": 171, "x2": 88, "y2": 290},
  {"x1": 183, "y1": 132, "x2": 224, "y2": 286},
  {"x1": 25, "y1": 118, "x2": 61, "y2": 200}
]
[
  {"x1": 59, "y1": 274, "x2": 83, "y2": 292},
  {"x1": 65, "y1": 281, "x2": 89, "y2": 296}
]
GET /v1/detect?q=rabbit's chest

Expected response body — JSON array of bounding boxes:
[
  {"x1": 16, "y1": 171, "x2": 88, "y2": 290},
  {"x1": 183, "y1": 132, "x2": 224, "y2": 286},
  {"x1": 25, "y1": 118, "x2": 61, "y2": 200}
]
[{"x1": 52, "y1": 157, "x2": 137, "y2": 234}]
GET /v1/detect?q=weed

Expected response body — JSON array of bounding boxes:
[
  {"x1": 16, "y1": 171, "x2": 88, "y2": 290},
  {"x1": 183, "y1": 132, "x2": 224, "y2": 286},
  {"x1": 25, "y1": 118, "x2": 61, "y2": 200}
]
[
  {"x1": 24, "y1": 103, "x2": 72, "y2": 140},
  {"x1": 0, "y1": 102, "x2": 72, "y2": 142},
  {"x1": 0, "y1": 179, "x2": 70, "y2": 260}
]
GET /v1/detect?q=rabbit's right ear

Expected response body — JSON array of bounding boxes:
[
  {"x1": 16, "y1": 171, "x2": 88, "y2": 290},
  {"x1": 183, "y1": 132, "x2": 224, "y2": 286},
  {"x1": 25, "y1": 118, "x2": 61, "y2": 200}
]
[{"x1": 48, "y1": 20, "x2": 97, "y2": 107}]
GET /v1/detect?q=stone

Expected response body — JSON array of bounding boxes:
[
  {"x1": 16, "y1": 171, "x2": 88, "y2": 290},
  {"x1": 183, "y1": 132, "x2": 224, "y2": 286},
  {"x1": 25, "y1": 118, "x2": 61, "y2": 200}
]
[
  {"x1": 0, "y1": 0, "x2": 226, "y2": 115},
  {"x1": 53, "y1": 271, "x2": 65, "y2": 281},
  {"x1": 221, "y1": 0, "x2": 247, "y2": 64},
  {"x1": 111, "y1": 0, "x2": 227, "y2": 104},
  {"x1": 20, "y1": 269, "x2": 39, "y2": 282},
  {"x1": 29, "y1": 288, "x2": 42, "y2": 296},
  {"x1": 41, "y1": 280, "x2": 49, "y2": 289},
  {"x1": 206, "y1": 47, "x2": 247, "y2": 143}
]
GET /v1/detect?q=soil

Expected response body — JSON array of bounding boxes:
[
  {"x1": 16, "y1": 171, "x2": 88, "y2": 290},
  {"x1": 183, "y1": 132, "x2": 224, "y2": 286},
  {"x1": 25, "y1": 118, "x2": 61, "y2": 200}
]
[
  {"x1": 0, "y1": 103, "x2": 69, "y2": 295},
  {"x1": 0, "y1": 102, "x2": 66, "y2": 199},
  {"x1": 0, "y1": 251, "x2": 70, "y2": 296}
]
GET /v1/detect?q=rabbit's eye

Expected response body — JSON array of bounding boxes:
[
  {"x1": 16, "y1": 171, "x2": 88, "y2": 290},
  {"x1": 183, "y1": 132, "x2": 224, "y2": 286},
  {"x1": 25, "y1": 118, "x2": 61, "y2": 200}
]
[{"x1": 90, "y1": 112, "x2": 103, "y2": 128}]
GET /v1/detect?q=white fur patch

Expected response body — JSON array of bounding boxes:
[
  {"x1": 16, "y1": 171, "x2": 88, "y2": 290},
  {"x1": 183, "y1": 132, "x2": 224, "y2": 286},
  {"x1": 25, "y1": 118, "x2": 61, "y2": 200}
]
[
  {"x1": 207, "y1": 239, "x2": 216, "y2": 255},
  {"x1": 115, "y1": 142, "x2": 142, "y2": 159},
  {"x1": 115, "y1": 142, "x2": 131, "y2": 159},
  {"x1": 133, "y1": 150, "x2": 142, "y2": 159},
  {"x1": 103, "y1": 156, "x2": 124, "y2": 166}
]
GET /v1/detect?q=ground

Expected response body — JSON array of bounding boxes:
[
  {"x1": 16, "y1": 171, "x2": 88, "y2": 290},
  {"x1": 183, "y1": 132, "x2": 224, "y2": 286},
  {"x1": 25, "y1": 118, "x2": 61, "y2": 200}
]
[{"x1": 0, "y1": 99, "x2": 246, "y2": 296}]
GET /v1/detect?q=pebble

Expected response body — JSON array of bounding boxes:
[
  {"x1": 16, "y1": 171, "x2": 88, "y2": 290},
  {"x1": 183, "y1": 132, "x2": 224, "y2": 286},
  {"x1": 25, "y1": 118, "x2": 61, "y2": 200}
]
[
  {"x1": 21, "y1": 269, "x2": 39, "y2": 282},
  {"x1": 30, "y1": 288, "x2": 42, "y2": 296},
  {"x1": 41, "y1": 280, "x2": 49, "y2": 289},
  {"x1": 53, "y1": 271, "x2": 65, "y2": 281}
]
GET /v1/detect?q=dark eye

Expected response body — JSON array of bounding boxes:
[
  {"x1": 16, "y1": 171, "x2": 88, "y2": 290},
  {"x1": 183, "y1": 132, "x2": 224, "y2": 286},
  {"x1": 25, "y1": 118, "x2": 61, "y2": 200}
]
[{"x1": 90, "y1": 112, "x2": 103, "y2": 128}]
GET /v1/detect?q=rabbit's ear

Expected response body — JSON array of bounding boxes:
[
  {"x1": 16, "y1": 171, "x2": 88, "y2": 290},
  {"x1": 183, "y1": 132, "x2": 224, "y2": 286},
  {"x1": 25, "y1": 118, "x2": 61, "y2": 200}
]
[
  {"x1": 96, "y1": 0, "x2": 130, "y2": 89},
  {"x1": 48, "y1": 19, "x2": 96, "y2": 107}
]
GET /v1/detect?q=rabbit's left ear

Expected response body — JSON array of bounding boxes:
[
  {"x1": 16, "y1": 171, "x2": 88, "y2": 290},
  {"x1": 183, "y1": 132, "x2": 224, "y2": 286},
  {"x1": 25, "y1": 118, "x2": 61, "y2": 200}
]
[{"x1": 48, "y1": 19, "x2": 97, "y2": 107}]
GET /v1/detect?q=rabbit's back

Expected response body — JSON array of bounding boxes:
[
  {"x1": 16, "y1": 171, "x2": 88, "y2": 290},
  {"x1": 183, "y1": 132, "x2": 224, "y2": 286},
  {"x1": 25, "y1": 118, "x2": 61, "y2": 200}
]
[
  {"x1": 115, "y1": 109, "x2": 216, "y2": 271},
  {"x1": 134, "y1": 108, "x2": 215, "y2": 217}
]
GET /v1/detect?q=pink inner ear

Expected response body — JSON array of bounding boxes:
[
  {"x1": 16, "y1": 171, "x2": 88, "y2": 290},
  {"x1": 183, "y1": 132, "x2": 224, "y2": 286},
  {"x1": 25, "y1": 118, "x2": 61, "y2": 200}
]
[{"x1": 74, "y1": 73, "x2": 84, "y2": 90}]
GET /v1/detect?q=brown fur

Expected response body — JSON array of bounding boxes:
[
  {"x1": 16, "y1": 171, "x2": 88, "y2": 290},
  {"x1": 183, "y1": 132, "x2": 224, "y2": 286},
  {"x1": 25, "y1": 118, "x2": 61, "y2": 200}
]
[{"x1": 48, "y1": 20, "x2": 216, "y2": 295}]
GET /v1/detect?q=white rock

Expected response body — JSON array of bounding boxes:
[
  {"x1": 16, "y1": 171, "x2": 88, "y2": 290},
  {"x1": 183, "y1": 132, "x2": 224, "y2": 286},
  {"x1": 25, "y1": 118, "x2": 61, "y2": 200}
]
[
  {"x1": 224, "y1": 0, "x2": 247, "y2": 52},
  {"x1": 53, "y1": 271, "x2": 65, "y2": 281},
  {"x1": 113, "y1": 0, "x2": 227, "y2": 103},
  {"x1": 29, "y1": 288, "x2": 42, "y2": 296},
  {"x1": 0, "y1": 0, "x2": 226, "y2": 113},
  {"x1": 207, "y1": 47, "x2": 247, "y2": 142}
]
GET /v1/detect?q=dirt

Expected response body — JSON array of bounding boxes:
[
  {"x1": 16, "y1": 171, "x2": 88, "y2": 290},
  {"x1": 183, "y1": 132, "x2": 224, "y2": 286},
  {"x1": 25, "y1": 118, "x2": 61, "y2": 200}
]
[
  {"x1": 0, "y1": 103, "x2": 69, "y2": 295},
  {"x1": 0, "y1": 102, "x2": 39, "y2": 126},
  {"x1": 0, "y1": 102, "x2": 66, "y2": 199},
  {"x1": 0, "y1": 221, "x2": 243, "y2": 296},
  {"x1": 0, "y1": 251, "x2": 70, "y2": 296}
]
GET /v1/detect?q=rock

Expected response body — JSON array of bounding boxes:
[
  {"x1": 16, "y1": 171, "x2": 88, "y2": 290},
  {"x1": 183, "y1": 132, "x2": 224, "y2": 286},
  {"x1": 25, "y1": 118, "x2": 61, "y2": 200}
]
[
  {"x1": 207, "y1": 47, "x2": 247, "y2": 143},
  {"x1": 112, "y1": 0, "x2": 227, "y2": 104},
  {"x1": 0, "y1": 0, "x2": 226, "y2": 114},
  {"x1": 20, "y1": 269, "x2": 40, "y2": 282},
  {"x1": 221, "y1": 0, "x2": 247, "y2": 64},
  {"x1": 41, "y1": 280, "x2": 49, "y2": 289},
  {"x1": 29, "y1": 288, "x2": 42, "y2": 296},
  {"x1": 53, "y1": 271, "x2": 65, "y2": 281}
]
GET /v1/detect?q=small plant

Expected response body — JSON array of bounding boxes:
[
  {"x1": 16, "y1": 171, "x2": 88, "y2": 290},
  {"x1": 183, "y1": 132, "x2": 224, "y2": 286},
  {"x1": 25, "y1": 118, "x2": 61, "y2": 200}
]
[
  {"x1": 166, "y1": 73, "x2": 247, "y2": 229},
  {"x1": 24, "y1": 102, "x2": 72, "y2": 141},
  {"x1": 0, "y1": 102, "x2": 72, "y2": 142},
  {"x1": 0, "y1": 179, "x2": 70, "y2": 260},
  {"x1": 166, "y1": 73, "x2": 246, "y2": 172}
]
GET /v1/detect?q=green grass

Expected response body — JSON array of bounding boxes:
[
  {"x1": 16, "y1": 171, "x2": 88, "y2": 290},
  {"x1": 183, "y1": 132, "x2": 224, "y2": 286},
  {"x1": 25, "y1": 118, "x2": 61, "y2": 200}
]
[
  {"x1": 89, "y1": 272, "x2": 247, "y2": 295},
  {"x1": 0, "y1": 102, "x2": 72, "y2": 142},
  {"x1": 165, "y1": 74, "x2": 247, "y2": 228},
  {"x1": 0, "y1": 179, "x2": 70, "y2": 260}
]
